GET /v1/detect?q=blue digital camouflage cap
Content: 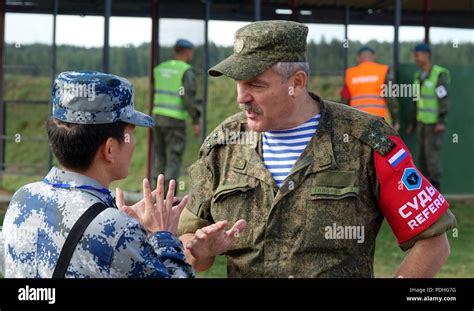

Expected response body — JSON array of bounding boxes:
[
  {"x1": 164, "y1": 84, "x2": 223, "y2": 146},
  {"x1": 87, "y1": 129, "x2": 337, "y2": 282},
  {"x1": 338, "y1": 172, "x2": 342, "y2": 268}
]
[
  {"x1": 52, "y1": 71, "x2": 155, "y2": 127},
  {"x1": 175, "y1": 39, "x2": 194, "y2": 49}
]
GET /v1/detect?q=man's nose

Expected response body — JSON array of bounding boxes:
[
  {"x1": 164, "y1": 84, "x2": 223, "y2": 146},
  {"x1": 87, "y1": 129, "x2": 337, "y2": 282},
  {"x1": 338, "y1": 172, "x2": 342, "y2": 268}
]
[{"x1": 237, "y1": 82, "x2": 252, "y2": 104}]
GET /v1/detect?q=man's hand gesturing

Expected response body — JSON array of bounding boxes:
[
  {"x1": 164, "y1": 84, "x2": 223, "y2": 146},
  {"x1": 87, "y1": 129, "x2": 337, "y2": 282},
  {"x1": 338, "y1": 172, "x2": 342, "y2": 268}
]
[{"x1": 185, "y1": 219, "x2": 247, "y2": 259}]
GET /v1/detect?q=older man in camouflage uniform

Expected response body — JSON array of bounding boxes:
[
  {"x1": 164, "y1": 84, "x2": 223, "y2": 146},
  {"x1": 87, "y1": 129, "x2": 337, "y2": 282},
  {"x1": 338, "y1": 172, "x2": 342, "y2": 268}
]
[
  {"x1": 178, "y1": 21, "x2": 456, "y2": 278},
  {"x1": 1, "y1": 71, "x2": 193, "y2": 278}
]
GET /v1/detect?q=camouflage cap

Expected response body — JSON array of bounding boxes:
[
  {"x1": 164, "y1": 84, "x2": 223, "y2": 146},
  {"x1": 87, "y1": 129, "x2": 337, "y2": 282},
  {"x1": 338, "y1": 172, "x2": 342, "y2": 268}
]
[
  {"x1": 52, "y1": 71, "x2": 155, "y2": 127},
  {"x1": 209, "y1": 20, "x2": 308, "y2": 80}
]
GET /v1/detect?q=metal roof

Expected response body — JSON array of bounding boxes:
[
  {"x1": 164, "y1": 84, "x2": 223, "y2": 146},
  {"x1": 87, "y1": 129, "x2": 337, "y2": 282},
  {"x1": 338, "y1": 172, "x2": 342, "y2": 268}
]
[{"x1": 5, "y1": 0, "x2": 474, "y2": 28}]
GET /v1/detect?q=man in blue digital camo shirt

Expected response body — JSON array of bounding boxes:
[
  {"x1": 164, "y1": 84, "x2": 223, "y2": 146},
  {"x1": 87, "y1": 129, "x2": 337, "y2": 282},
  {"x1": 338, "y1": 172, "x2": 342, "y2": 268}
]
[{"x1": 1, "y1": 71, "x2": 194, "y2": 278}]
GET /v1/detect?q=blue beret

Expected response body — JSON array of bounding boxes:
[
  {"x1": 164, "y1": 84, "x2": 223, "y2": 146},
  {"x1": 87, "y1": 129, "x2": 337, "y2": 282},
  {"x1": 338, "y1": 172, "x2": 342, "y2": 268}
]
[
  {"x1": 357, "y1": 46, "x2": 375, "y2": 54},
  {"x1": 175, "y1": 39, "x2": 194, "y2": 49},
  {"x1": 52, "y1": 71, "x2": 155, "y2": 127},
  {"x1": 414, "y1": 43, "x2": 431, "y2": 52}
]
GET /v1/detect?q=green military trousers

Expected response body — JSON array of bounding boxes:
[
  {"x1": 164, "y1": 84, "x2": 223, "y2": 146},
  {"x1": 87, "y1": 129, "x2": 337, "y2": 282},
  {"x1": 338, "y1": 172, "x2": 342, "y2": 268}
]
[
  {"x1": 416, "y1": 123, "x2": 443, "y2": 190},
  {"x1": 152, "y1": 124, "x2": 186, "y2": 190}
]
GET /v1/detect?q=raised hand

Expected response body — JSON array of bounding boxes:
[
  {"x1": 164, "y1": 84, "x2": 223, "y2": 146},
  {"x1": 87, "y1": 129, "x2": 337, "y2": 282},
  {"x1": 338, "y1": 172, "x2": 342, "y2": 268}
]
[{"x1": 117, "y1": 174, "x2": 188, "y2": 235}]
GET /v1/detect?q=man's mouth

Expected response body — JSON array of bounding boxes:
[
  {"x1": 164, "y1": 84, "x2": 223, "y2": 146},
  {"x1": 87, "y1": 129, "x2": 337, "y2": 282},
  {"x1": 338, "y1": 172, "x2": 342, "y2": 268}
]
[
  {"x1": 239, "y1": 104, "x2": 262, "y2": 118},
  {"x1": 246, "y1": 111, "x2": 258, "y2": 120}
]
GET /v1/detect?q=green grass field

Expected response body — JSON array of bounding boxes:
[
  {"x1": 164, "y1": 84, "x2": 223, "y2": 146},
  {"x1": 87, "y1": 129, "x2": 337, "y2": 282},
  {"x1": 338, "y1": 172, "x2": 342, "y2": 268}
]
[{"x1": 0, "y1": 75, "x2": 472, "y2": 278}]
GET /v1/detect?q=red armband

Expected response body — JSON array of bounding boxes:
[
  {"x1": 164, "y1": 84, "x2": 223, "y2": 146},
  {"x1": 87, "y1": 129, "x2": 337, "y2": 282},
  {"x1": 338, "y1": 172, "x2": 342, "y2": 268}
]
[{"x1": 374, "y1": 136, "x2": 449, "y2": 244}]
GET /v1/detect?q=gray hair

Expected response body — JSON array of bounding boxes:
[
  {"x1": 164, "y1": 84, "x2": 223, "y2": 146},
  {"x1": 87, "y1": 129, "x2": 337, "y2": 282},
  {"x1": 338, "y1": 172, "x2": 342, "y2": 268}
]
[{"x1": 271, "y1": 62, "x2": 310, "y2": 85}]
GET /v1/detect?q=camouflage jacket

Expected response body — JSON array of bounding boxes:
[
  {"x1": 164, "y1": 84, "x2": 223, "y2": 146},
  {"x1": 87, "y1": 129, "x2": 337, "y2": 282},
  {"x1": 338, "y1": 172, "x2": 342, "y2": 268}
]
[
  {"x1": 2, "y1": 167, "x2": 194, "y2": 278},
  {"x1": 178, "y1": 93, "x2": 455, "y2": 278}
]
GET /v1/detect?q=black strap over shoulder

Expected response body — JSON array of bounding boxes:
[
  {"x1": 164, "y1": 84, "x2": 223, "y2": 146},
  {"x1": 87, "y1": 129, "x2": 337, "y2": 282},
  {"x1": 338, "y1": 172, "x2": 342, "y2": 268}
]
[{"x1": 52, "y1": 202, "x2": 109, "y2": 278}]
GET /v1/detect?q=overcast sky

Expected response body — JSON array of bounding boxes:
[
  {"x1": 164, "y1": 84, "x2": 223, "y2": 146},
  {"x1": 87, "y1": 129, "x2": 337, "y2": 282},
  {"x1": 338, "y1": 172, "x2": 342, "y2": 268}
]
[{"x1": 6, "y1": 13, "x2": 474, "y2": 48}]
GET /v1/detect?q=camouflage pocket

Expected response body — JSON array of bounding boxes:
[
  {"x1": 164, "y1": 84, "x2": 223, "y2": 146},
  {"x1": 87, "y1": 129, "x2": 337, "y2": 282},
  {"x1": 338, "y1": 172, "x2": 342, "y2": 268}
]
[
  {"x1": 211, "y1": 182, "x2": 256, "y2": 252},
  {"x1": 304, "y1": 191, "x2": 362, "y2": 251},
  {"x1": 212, "y1": 183, "x2": 254, "y2": 203},
  {"x1": 309, "y1": 186, "x2": 359, "y2": 199},
  {"x1": 312, "y1": 170, "x2": 357, "y2": 187},
  {"x1": 303, "y1": 172, "x2": 362, "y2": 250}
]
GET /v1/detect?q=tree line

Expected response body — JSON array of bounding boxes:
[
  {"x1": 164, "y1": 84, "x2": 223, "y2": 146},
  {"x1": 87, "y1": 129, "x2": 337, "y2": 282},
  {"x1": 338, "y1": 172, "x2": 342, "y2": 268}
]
[{"x1": 5, "y1": 39, "x2": 473, "y2": 77}]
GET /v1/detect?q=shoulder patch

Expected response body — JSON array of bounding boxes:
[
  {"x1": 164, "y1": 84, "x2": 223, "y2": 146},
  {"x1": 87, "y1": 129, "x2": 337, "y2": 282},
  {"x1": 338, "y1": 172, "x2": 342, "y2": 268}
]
[
  {"x1": 325, "y1": 101, "x2": 397, "y2": 156},
  {"x1": 354, "y1": 120, "x2": 397, "y2": 156},
  {"x1": 200, "y1": 112, "x2": 248, "y2": 156},
  {"x1": 202, "y1": 128, "x2": 226, "y2": 155}
]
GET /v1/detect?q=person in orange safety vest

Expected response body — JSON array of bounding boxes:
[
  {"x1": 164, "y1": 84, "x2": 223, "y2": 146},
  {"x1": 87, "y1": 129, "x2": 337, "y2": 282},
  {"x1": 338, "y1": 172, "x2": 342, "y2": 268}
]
[{"x1": 341, "y1": 46, "x2": 399, "y2": 131}]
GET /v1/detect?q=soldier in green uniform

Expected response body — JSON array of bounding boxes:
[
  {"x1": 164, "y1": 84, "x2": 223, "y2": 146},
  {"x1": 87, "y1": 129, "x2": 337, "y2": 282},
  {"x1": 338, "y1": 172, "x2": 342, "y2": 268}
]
[
  {"x1": 406, "y1": 43, "x2": 450, "y2": 191},
  {"x1": 178, "y1": 21, "x2": 456, "y2": 278},
  {"x1": 153, "y1": 39, "x2": 201, "y2": 189}
]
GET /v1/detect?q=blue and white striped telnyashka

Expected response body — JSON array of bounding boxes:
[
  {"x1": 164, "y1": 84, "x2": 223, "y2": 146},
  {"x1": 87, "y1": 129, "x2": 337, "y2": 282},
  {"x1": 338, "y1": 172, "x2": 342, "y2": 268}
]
[{"x1": 262, "y1": 114, "x2": 320, "y2": 187}]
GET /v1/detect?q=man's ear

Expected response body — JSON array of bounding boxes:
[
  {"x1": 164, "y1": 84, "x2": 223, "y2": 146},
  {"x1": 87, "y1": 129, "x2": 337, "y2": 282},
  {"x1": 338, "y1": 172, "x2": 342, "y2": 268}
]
[
  {"x1": 102, "y1": 137, "x2": 119, "y2": 163},
  {"x1": 290, "y1": 70, "x2": 308, "y2": 96}
]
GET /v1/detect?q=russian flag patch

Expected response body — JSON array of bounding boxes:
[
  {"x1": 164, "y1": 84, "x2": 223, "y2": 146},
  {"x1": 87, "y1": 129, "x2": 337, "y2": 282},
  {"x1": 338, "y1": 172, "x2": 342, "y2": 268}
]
[{"x1": 388, "y1": 148, "x2": 408, "y2": 168}]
